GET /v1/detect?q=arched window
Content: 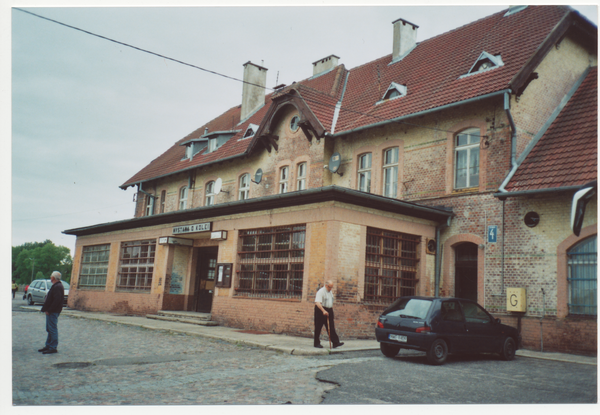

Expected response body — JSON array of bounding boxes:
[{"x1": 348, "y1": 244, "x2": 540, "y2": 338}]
[
  {"x1": 454, "y1": 128, "x2": 480, "y2": 189},
  {"x1": 567, "y1": 235, "x2": 597, "y2": 315},
  {"x1": 382, "y1": 147, "x2": 399, "y2": 197},
  {"x1": 357, "y1": 153, "x2": 372, "y2": 193},
  {"x1": 205, "y1": 181, "x2": 215, "y2": 206},
  {"x1": 297, "y1": 162, "x2": 307, "y2": 191},
  {"x1": 145, "y1": 194, "x2": 154, "y2": 216},
  {"x1": 239, "y1": 174, "x2": 250, "y2": 200},
  {"x1": 160, "y1": 190, "x2": 166, "y2": 213},
  {"x1": 279, "y1": 166, "x2": 289, "y2": 194},
  {"x1": 179, "y1": 187, "x2": 188, "y2": 210}
]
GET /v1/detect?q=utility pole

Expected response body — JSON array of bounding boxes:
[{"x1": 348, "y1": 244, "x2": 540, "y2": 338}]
[{"x1": 28, "y1": 258, "x2": 35, "y2": 283}]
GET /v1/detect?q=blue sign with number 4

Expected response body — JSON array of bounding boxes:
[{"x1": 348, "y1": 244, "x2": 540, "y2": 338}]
[{"x1": 488, "y1": 225, "x2": 498, "y2": 243}]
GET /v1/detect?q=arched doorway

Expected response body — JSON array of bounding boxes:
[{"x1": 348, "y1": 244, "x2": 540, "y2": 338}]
[{"x1": 455, "y1": 243, "x2": 478, "y2": 301}]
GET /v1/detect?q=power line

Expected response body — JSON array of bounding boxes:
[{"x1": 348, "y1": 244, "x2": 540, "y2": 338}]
[
  {"x1": 16, "y1": 7, "x2": 485, "y2": 137},
  {"x1": 14, "y1": 7, "x2": 273, "y2": 92},
  {"x1": 12, "y1": 203, "x2": 133, "y2": 222}
]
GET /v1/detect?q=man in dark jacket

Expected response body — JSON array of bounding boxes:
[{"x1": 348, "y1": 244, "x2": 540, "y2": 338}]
[{"x1": 39, "y1": 271, "x2": 64, "y2": 354}]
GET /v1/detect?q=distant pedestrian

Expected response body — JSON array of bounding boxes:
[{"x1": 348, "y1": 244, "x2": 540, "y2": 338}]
[
  {"x1": 39, "y1": 271, "x2": 64, "y2": 355},
  {"x1": 23, "y1": 284, "x2": 29, "y2": 300},
  {"x1": 12, "y1": 280, "x2": 18, "y2": 299},
  {"x1": 314, "y1": 280, "x2": 344, "y2": 349}
]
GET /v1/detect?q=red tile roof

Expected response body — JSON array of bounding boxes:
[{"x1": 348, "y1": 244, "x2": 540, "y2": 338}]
[
  {"x1": 504, "y1": 67, "x2": 598, "y2": 192},
  {"x1": 122, "y1": 5, "x2": 590, "y2": 189}
]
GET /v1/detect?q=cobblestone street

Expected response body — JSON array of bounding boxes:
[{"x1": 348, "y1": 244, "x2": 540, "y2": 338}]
[{"x1": 12, "y1": 308, "x2": 356, "y2": 405}]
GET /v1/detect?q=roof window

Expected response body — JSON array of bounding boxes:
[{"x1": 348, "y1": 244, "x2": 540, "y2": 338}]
[
  {"x1": 504, "y1": 6, "x2": 527, "y2": 17},
  {"x1": 461, "y1": 52, "x2": 504, "y2": 78},
  {"x1": 180, "y1": 138, "x2": 208, "y2": 161},
  {"x1": 378, "y1": 82, "x2": 407, "y2": 104},
  {"x1": 241, "y1": 123, "x2": 259, "y2": 140}
]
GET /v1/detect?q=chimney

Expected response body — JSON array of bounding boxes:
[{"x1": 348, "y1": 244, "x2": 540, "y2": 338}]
[
  {"x1": 312, "y1": 55, "x2": 340, "y2": 76},
  {"x1": 241, "y1": 61, "x2": 268, "y2": 121},
  {"x1": 392, "y1": 18, "x2": 418, "y2": 62}
]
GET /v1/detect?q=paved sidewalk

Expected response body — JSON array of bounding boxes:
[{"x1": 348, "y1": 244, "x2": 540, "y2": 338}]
[{"x1": 21, "y1": 305, "x2": 597, "y2": 365}]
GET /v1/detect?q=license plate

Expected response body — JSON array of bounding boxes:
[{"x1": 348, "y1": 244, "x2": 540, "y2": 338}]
[{"x1": 389, "y1": 334, "x2": 407, "y2": 343}]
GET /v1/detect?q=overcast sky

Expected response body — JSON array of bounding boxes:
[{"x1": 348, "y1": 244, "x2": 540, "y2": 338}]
[{"x1": 5, "y1": 2, "x2": 598, "y2": 258}]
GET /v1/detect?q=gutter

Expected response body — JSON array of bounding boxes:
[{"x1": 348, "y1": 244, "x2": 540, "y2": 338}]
[
  {"x1": 64, "y1": 185, "x2": 453, "y2": 237},
  {"x1": 327, "y1": 89, "x2": 510, "y2": 138}
]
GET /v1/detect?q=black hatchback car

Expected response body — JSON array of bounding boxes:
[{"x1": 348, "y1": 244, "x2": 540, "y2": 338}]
[{"x1": 376, "y1": 296, "x2": 520, "y2": 365}]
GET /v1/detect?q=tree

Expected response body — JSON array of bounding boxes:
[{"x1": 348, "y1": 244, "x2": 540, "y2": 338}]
[{"x1": 12, "y1": 241, "x2": 72, "y2": 284}]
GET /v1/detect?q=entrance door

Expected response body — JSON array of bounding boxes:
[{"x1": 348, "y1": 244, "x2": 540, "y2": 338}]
[
  {"x1": 455, "y1": 243, "x2": 478, "y2": 302},
  {"x1": 194, "y1": 248, "x2": 218, "y2": 313}
]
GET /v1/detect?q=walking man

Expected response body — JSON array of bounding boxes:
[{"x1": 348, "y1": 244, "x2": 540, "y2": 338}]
[
  {"x1": 12, "y1": 280, "x2": 18, "y2": 299},
  {"x1": 39, "y1": 271, "x2": 64, "y2": 355},
  {"x1": 314, "y1": 280, "x2": 344, "y2": 349}
]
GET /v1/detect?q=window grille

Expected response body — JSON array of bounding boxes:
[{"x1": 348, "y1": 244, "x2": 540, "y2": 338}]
[
  {"x1": 117, "y1": 239, "x2": 156, "y2": 291},
  {"x1": 365, "y1": 227, "x2": 420, "y2": 302},
  {"x1": 78, "y1": 244, "x2": 110, "y2": 289},
  {"x1": 568, "y1": 235, "x2": 597, "y2": 315},
  {"x1": 236, "y1": 225, "x2": 306, "y2": 299}
]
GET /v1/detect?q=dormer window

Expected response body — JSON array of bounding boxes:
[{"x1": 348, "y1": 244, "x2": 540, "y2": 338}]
[
  {"x1": 462, "y1": 52, "x2": 504, "y2": 78},
  {"x1": 208, "y1": 138, "x2": 218, "y2": 152},
  {"x1": 383, "y1": 82, "x2": 407, "y2": 101},
  {"x1": 242, "y1": 124, "x2": 258, "y2": 140}
]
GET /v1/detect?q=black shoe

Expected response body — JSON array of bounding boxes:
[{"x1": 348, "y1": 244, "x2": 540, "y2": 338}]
[
  {"x1": 333, "y1": 342, "x2": 344, "y2": 348},
  {"x1": 314, "y1": 344, "x2": 323, "y2": 348},
  {"x1": 38, "y1": 347, "x2": 49, "y2": 352},
  {"x1": 42, "y1": 349, "x2": 57, "y2": 354}
]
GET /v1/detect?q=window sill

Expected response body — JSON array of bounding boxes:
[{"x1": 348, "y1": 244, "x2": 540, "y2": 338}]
[
  {"x1": 451, "y1": 187, "x2": 479, "y2": 195},
  {"x1": 233, "y1": 295, "x2": 301, "y2": 303}
]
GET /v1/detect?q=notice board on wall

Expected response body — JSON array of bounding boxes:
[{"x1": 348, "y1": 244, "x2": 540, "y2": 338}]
[{"x1": 215, "y1": 263, "x2": 232, "y2": 288}]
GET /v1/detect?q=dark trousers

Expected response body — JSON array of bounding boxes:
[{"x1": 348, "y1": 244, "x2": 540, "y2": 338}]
[
  {"x1": 45, "y1": 313, "x2": 59, "y2": 351},
  {"x1": 314, "y1": 306, "x2": 340, "y2": 346}
]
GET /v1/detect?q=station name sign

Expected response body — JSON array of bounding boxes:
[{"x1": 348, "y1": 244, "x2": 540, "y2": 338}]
[{"x1": 173, "y1": 222, "x2": 212, "y2": 235}]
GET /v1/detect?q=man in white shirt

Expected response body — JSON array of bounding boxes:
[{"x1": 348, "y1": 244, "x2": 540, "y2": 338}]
[{"x1": 314, "y1": 280, "x2": 344, "y2": 349}]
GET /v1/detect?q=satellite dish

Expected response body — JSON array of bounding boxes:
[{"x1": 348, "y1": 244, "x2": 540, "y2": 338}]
[
  {"x1": 328, "y1": 152, "x2": 343, "y2": 176},
  {"x1": 214, "y1": 177, "x2": 222, "y2": 194},
  {"x1": 252, "y1": 168, "x2": 263, "y2": 184}
]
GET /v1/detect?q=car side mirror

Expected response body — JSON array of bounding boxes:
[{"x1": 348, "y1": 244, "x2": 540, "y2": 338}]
[{"x1": 495, "y1": 318, "x2": 501, "y2": 324}]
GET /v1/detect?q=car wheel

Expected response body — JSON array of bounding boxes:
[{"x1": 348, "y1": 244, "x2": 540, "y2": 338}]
[
  {"x1": 426, "y1": 339, "x2": 448, "y2": 365},
  {"x1": 380, "y1": 342, "x2": 401, "y2": 358},
  {"x1": 27, "y1": 295, "x2": 34, "y2": 306},
  {"x1": 500, "y1": 337, "x2": 516, "y2": 361}
]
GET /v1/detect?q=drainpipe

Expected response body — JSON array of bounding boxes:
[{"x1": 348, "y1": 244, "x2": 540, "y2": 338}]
[
  {"x1": 504, "y1": 91, "x2": 517, "y2": 169},
  {"x1": 434, "y1": 216, "x2": 452, "y2": 297}
]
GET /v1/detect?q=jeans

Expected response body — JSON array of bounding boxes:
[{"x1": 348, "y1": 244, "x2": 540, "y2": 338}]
[{"x1": 45, "y1": 313, "x2": 59, "y2": 350}]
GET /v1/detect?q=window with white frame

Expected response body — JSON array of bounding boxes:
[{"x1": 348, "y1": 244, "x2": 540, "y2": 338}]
[
  {"x1": 357, "y1": 153, "x2": 372, "y2": 193},
  {"x1": 160, "y1": 190, "x2": 166, "y2": 213},
  {"x1": 383, "y1": 147, "x2": 399, "y2": 197},
  {"x1": 205, "y1": 181, "x2": 215, "y2": 206},
  {"x1": 567, "y1": 235, "x2": 597, "y2": 315},
  {"x1": 297, "y1": 162, "x2": 307, "y2": 191},
  {"x1": 179, "y1": 186, "x2": 188, "y2": 210},
  {"x1": 145, "y1": 194, "x2": 154, "y2": 216},
  {"x1": 117, "y1": 239, "x2": 156, "y2": 291},
  {"x1": 454, "y1": 128, "x2": 480, "y2": 189},
  {"x1": 208, "y1": 138, "x2": 218, "y2": 152},
  {"x1": 279, "y1": 166, "x2": 289, "y2": 194},
  {"x1": 78, "y1": 244, "x2": 110, "y2": 290},
  {"x1": 239, "y1": 174, "x2": 250, "y2": 200}
]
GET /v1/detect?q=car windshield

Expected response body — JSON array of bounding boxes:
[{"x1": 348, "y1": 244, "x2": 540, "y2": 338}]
[
  {"x1": 383, "y1": 298, "x2": 432, "y2": 319},
  {"x1": 62, "y1": 281, "x2": 70, "y2": 289}
]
